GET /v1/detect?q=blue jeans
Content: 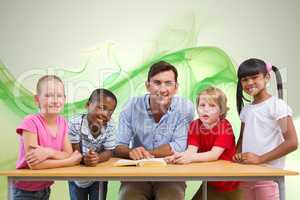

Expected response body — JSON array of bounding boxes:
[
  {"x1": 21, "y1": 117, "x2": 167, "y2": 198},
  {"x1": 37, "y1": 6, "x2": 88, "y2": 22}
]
[
  {"x1": 12, "y1": 187, "x2": 50, "y2": 200},
  {"x1": 68, "y1": 181, "x2": 107, "y2": 200}
]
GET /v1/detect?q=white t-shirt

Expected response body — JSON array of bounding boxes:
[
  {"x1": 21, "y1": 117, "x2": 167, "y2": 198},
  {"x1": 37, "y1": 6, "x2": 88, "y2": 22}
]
[{"x1": 240, "y1": 96, "x2": 292, "y2": 168}]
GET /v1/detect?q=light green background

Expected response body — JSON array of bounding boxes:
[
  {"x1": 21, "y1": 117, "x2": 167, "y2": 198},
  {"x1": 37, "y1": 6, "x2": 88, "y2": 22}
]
[{"x1": 0, "y1": 0, "x2": 299, "y2": 199}]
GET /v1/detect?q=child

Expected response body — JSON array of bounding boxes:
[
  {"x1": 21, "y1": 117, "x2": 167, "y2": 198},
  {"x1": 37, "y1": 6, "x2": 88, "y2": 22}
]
[
  {"x1": 233, "y1": 58, "x2": 298, "y2": 200},
  {"x1": 14, "y1": 75, "x2": 82, "y2": 200},
  {"x1": 68, "y1": 88, "x2": 117, "y2": 200},
  {"x1": 165, "y1": 86, "x2": 242, "y2": 200}
]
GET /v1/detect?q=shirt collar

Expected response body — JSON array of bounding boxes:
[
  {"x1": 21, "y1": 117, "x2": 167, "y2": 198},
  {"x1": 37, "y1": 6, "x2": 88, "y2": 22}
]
[
  {"x1": 80, "y1": 115, "x2": 90, "y2": 136},
  {"x1": 144, "y1": 94, "x2": 175, "y2": 114},
  {"x1": 80, "y1": 114, "x2": 106, "y2": 138}
]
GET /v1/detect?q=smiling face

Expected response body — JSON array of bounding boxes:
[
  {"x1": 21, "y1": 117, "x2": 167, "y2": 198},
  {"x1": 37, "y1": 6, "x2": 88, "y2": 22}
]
[
  {"x1": 146, "y1": 70, "x2": 178, "y2": 107},
  {"x1": 197, "y1": 94, "x2": 221, "y2": 127},
  {"x1": 86, "y1": 95, "x2": 116, "y2": 134},
  {"x1": 240, "y1": 72, "x2": 269, "y2": 97},
  {"x1": 35, "y1": 78, "x2": 65, "y2": 115}
]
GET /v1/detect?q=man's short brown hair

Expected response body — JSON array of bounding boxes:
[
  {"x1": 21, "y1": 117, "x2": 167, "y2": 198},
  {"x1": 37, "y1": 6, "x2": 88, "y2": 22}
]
[{"x1": 147, "y1": 61, "x2": 178, "y2": 82}]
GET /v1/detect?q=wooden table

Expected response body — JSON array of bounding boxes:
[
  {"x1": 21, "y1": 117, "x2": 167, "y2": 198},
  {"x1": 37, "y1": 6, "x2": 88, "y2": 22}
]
[{"x1": 0, "y1": 158, "x2": 298, "y2": 200}]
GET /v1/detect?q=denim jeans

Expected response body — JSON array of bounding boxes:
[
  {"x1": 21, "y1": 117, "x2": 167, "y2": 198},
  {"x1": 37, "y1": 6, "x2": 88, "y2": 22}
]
[
  {"x1": 68, "y1": 181, "x2": 108, "y2": 200},
  {"x1": 12, "y1": 187, "x2": 50, "y2": 200}
]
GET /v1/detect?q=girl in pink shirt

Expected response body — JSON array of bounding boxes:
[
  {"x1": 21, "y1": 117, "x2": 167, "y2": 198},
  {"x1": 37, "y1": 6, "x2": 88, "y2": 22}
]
[{"x1": 13, "y1": 75, "x2": 82, "y2": 200}]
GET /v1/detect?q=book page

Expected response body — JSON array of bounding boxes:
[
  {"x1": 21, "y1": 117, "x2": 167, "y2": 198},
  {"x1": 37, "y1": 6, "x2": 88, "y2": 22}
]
[
  {"x1": 114, "y1": 158, "x2": 167, "y2": 167},
  {"x1": 137, "y1": 158, "x2": 167, "y2": 167},
  {"x1": 113, "y1": 159, "x2": 138, "y2": 166}
]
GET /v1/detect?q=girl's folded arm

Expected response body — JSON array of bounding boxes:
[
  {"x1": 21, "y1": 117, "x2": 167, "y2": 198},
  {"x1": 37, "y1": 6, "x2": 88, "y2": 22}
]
[
  {"x1": 23, "y1": 131, "x2": 50, "y2": 166},
  {"x1": 29, "y1": 154, "x2": 82, "y2": 170},
  {"x1": 23, "y1": 131, "x2": 77, "y2": 169}
]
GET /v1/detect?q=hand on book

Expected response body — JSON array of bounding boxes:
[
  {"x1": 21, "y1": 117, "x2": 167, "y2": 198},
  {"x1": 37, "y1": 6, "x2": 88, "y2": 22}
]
[{"x1": 129, "y1": 147, "x2": 154, "y2": 160}]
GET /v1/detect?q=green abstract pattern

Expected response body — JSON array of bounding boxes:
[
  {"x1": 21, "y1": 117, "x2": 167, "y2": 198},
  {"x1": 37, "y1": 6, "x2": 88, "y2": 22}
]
[{"x1": 0, "y1": 46, "x2": 238, "y2": 118}]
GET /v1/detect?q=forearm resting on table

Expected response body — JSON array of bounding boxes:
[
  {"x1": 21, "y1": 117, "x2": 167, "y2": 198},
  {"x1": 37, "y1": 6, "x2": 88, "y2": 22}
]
[
  {"x1": 47, "y1": 148, "x2": 72, "y2": 160},
  {"x1": 98, "y1": 150, "x2": 113, "y2": 162},
  {"x1": 23, "y1": 131, "x2": 72, "y2": 162},
  {"x1": 193, "y1": 146, "x2": 224, "y2": 162},
  {"x1": 149, "y1": 144, "x2": 173, "y2": 158},
  {"x1": 29, "y1": 157, "x2": 78, "y2": 170},
  {"x1": 114, "y1": 145, "x2": 131, "y2": 159}
]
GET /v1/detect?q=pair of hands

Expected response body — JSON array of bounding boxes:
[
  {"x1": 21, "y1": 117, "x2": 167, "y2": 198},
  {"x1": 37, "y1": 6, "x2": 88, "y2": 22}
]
[
  {"x1": 83, "y1": 149, "x2": 102, "y2": 167},
  {"x1": 233, "y1": 152, "x2": 262, "y2": 164}
]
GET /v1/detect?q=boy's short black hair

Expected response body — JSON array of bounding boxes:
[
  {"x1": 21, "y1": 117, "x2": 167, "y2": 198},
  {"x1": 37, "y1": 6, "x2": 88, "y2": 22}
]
[
  {"x1": 87, "y1": 88, "x2": 117, "y2": 105},
  {"x1": 147, "y1": 61, "x2": 178, "y2": 82}
]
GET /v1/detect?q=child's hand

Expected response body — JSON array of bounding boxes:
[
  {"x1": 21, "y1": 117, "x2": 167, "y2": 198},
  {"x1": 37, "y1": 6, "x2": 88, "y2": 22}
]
[
  {"x1": 233, "y1": 152, "x2": 262, "y2": 164},
  {"x1": 164, "y1": 154, "x2": 176, "y2": 164},
  {"x1": 174, "y1": 151, "x2": 197, "y2": 164},
  {"x1": 233, "y1": 153, "x2": 243, "y2": 163},
  {"x1": 164, "y1": 150, "x2": 179, "y2": 164},
  {"x1": 69, "y1": 150, "x2": 82, "y2": 165},
  {"x1": 26, "y1": 145, "x2": 52, "y2": 166},
  {"x1": 83, "y1": 149, "x2": 100, "y2": 166},
  {"x1": 240, "y1": 152, "x2": 262, "y2": 164}
]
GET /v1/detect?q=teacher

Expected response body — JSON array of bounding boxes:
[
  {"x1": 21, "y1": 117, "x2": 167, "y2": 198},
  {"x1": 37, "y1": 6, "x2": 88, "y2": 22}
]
[{"x1": 115, "y1": 60, "x2": 194, "y2": 200}]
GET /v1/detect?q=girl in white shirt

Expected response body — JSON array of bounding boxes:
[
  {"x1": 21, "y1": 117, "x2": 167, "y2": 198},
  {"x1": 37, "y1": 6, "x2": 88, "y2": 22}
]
[{"x1": 233, "y1": 58, "x2": 298, "y2": 200}]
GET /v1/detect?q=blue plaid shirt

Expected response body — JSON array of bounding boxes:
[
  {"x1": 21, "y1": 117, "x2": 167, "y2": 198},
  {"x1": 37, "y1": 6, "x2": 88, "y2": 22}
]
[
  {"x1": 116, "y1": 94, "x2": 194, "y2": 152},
  {"x1": 68, "y1": 114, "x2": 116, "y2": 188}
]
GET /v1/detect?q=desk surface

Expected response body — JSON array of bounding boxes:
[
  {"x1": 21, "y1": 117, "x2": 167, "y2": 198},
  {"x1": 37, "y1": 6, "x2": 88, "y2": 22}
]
[{"x1": 0, "y1": 158, "x2": 298, "y2": 178}]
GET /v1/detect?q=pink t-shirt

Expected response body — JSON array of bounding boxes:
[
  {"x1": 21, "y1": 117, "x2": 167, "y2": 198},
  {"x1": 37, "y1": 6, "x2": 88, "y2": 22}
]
[{"x1": 15, "y1": 113, "x2": 68, "y2": 191}]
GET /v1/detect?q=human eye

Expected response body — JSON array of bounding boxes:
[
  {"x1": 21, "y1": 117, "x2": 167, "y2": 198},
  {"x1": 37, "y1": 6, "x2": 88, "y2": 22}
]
[
  {"x1": 252, "y1": 75, "x2": 259, "y2": 79},
  {"x1": 108, "y1": 109, "x2": 114, "y2": 115},
  {"x1": 198, "y1": 103, "x2": 205, "y2": 108},
  {"x1": 151, "y1": 80, "x2": 161, "y2": 86},
  {"x1": 96, "y1": 105, "x2": 103, "y2": 110},
  {"x1": 240, "y1": 77, "x2": 247, "y2": 82},
  {"x1": 209, "y1": 103, "x2": 216, "y2": 107},
  {"x1": 165, "y1": 81, "x2": 175, "y2": 87},
  {"x1": 100, "y1": 105, "x2": 109, "y2": 112}
]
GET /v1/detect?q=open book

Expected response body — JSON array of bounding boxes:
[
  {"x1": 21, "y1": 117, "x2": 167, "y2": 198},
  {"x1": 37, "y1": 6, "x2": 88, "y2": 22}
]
[{"x1": 113, "y1": 158, "x2": 167, "y2": 167}]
